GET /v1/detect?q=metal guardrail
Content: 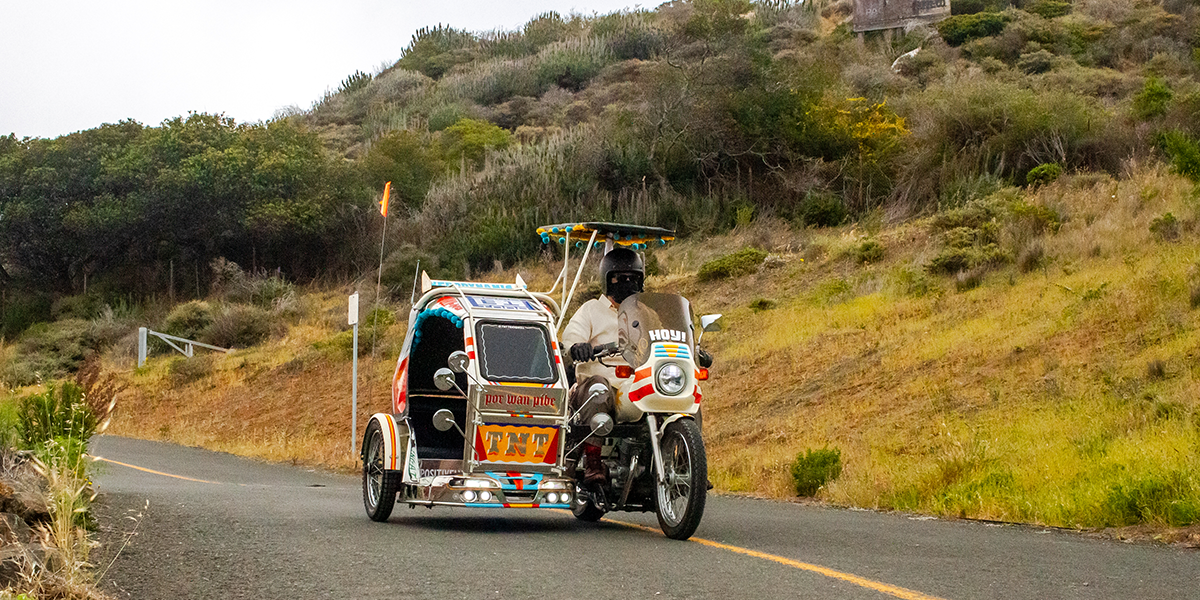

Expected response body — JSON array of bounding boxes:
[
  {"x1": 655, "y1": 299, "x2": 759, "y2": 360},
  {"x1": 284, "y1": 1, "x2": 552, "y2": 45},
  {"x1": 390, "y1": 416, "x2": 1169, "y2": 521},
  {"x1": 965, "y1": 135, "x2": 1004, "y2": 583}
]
[{"x1": 137, "y1": 327, "x2": 232, "y2": 367}]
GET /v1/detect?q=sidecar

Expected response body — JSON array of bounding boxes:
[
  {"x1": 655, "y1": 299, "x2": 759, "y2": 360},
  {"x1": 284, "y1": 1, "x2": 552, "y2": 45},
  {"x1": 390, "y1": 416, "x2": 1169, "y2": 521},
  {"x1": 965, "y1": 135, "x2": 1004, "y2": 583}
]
[{"x1": 361, "y1": 276, "x2": 578, "y2": 521}]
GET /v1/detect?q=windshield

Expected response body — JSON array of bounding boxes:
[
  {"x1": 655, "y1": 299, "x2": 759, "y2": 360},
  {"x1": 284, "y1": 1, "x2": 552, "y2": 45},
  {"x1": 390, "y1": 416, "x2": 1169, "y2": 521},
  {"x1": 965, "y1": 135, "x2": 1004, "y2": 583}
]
[
  {"x1": 617, "y1": 293, "x2": 694, "y2": 368},
  {"x1": 474, "y1": 322, "x2": 557, "y2": 384}
]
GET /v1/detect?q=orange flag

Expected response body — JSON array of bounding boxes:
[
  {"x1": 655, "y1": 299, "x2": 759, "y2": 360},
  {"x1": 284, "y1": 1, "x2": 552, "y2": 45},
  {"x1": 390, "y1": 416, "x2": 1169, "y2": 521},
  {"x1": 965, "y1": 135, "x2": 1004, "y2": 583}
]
[{"x1": 379, "y1": 181, "x2": 392, "y2": 217}]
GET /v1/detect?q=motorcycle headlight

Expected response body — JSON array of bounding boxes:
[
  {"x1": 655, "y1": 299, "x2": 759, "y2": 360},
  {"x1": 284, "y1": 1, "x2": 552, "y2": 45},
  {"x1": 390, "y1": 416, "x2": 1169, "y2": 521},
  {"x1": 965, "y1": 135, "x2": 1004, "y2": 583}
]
[{"x1": 656, "y1": 362, "x2": 686, "y2": 396}]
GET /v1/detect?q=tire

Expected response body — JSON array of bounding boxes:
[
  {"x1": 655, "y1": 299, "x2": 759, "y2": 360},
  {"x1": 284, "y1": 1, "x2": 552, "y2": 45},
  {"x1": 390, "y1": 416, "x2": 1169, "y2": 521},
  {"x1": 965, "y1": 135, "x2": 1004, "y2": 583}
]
[
  {"x1": 654, "y1": 418, "x2": 707, "y2": 540},
  {"x1": 571, "y1": 481, "x2": 605, "y2": 522},
  {"x1": 362, "y1": 420, "x2": 400, "y2": 522}
]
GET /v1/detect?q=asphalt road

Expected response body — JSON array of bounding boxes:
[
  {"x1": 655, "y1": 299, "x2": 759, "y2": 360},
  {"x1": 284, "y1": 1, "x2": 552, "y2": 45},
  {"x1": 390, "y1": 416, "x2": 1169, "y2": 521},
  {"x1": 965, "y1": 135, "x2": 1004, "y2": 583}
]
[{"x1": 89, "y1": 436, "x2": 1199, "y2": 600}]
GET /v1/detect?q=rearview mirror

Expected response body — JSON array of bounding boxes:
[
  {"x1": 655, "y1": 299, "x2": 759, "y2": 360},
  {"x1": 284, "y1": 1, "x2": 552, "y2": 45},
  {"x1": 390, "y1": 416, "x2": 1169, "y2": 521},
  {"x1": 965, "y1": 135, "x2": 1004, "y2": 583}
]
[
  {"x1": 432, "y1": 408, "x2": 457, "y2": 433},
  {"x1": 447, "y1": 350, "x2": 469, "y2": 374},
  {"x1": 700, "y1": 314, "x2": 723, "y2": 332},
  {"x1": 588, "y1": 413, "x2": 613, "y2": 437},
  {"x1": 434, "y1": 368, "x2": 458, "y2": 392}
]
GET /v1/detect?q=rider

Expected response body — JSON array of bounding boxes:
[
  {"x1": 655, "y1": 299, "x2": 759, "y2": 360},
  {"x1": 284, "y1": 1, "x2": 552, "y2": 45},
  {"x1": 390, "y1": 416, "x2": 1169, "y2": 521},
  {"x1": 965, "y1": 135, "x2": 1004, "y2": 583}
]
[
  {"x1": 561, "y1": 246, "x2": 712, "y2": 485},
  {"x1": 561, "y1": 246, "x2": 642, "y2": 485}
]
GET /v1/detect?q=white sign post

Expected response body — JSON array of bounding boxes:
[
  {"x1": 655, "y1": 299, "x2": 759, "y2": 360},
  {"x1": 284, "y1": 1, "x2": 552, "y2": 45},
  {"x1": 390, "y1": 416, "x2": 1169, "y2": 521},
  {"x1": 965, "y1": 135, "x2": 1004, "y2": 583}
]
[{"x1": 349, "y1": 292, "x2": 359, "y2": 455}]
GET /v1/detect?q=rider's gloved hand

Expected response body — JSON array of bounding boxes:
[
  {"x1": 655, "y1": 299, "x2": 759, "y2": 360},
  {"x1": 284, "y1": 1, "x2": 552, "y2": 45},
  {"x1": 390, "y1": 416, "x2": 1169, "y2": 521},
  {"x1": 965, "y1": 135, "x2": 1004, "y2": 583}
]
[
  {"x1": 696, "y1": 347, "x2": 713, "y2": 368},
  {"x1": 570, "y1": 343, "x2": 595, "y2": 363}
]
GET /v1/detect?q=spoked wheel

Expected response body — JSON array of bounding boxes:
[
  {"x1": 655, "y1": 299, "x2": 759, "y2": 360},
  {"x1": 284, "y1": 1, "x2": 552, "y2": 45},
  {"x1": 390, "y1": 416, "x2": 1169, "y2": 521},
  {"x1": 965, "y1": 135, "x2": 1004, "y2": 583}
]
[
  {"x1": 571, "y1": 481, "x2": 605, "y2": 522},
  {"x1": 654, "y1": 418, "x2": 707, "y2": 540},
  {"x1": 362, "y1": 420, "x2": 400, "y2": 522}
]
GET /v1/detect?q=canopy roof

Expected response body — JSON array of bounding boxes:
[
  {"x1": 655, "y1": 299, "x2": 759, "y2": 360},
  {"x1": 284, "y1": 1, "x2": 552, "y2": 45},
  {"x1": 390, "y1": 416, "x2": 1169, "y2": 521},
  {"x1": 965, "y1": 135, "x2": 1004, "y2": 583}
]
[{"x1": 536, "y1": 222, "x2": 675, "y2": 250}]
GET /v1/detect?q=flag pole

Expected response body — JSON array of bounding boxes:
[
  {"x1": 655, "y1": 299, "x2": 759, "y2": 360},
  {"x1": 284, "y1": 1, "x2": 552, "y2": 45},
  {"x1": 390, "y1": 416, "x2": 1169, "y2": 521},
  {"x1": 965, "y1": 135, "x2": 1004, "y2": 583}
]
[{"x1": 376, "y1": 182, "x2": 391, "y2": 303}]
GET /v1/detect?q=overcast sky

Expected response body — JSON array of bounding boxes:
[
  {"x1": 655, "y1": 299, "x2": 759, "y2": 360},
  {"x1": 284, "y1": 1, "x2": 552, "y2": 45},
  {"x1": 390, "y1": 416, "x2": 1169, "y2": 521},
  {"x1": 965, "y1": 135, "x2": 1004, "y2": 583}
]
[{"x1": 1, "y1": 0, "x2": 641, "y2": 139}]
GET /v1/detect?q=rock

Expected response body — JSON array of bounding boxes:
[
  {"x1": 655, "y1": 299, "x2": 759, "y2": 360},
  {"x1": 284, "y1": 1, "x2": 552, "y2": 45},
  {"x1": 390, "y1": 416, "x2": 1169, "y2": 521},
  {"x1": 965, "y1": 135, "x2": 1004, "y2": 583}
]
[
  {"x1": 0, "y1": 476, "x2": 50, "y2": 525},
  {"x1": 0, "y1": 513, "x2": 32, "y2": 544}
]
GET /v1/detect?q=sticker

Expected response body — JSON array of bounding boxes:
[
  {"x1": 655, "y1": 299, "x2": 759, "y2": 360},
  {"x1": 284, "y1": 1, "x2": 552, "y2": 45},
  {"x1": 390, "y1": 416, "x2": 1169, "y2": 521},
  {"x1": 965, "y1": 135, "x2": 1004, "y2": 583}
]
[
  {"x1": 466, "y1": 296, "x2": 540, "y2": 312},
  {"x1": 474, "y1": 424, "x2": 559, "y2": 464},
  {"x1": 649, "y1": 329, "x2": 688, "y2": 342},
  {"x1": 482, "y1": 391, "x2": 560, "y2": 412}
]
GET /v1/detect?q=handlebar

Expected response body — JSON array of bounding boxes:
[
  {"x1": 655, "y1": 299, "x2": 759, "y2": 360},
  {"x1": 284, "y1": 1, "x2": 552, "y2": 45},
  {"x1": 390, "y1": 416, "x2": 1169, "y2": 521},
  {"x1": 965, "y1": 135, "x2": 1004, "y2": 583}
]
[{"x1": 590, "y1": 342, "x2": 620, "y2": 360}]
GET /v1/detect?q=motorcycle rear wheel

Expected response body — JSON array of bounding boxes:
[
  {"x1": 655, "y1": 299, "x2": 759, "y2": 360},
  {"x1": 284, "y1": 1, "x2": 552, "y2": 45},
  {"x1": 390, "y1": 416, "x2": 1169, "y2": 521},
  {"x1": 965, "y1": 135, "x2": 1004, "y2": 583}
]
[{"x1": 654, "y1": 418, "x2": 707, "y2": 540}]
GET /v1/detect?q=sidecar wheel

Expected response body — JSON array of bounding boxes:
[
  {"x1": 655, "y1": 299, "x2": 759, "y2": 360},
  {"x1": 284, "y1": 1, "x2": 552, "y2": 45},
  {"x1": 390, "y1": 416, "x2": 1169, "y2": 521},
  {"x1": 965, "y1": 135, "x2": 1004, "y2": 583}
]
[
  {"x1": 654, "y1": 418, "x2": 706, "y2": 540},
  {"x1": 572, "y1": 483, "x2": 605, "y2": 522},
  {"x1": 363, "y1": 420, "x2": 399, "y2": 522}
]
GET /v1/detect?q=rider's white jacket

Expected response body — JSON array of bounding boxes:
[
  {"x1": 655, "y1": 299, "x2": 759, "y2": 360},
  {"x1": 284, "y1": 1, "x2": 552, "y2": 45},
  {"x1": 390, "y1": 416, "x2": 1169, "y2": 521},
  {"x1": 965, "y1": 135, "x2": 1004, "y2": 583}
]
[{"x1": 561, "y1": 297, "x2": 630, "y2": 384}]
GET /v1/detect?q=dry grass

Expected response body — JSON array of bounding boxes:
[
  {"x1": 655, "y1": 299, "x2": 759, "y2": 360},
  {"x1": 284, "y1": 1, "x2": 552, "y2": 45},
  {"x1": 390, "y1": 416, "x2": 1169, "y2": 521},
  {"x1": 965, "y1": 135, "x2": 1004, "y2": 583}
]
[{"x1": 105, "y1": 166, "x2": 1200, "y2": 529}]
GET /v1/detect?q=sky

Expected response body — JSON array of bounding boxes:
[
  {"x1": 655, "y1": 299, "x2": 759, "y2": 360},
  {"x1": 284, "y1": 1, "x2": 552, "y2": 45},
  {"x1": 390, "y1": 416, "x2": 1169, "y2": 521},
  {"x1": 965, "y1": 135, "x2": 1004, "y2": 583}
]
[{"x1": 1, "y1": 0, "x2": 642, "y2": 140}]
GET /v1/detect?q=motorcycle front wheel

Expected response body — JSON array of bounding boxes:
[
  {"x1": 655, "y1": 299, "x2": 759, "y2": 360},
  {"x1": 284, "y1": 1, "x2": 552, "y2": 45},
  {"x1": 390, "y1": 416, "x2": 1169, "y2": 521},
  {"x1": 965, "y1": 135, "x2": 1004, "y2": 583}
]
[{"x1": 654, "y1": 418, "x2": 707, "y2": 540}]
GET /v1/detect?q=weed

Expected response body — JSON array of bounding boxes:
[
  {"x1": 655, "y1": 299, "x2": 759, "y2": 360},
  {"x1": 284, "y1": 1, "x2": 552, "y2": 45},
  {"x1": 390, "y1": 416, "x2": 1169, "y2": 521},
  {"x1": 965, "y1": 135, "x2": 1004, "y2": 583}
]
[
  {"x1": 168, "y1": 355, "x2": 215, "y2": 385},
  {"x1": 1146, "y1": 359, "x2": 1167, "y2": 381},
  {"x1": 853, "y1": 239, "x2": 885, "y2": 264},
  {"x1": 1102, "y1": 471, "x2": 1200, "y2": 526},
  {"x1": 697, "y1": 248, "x2": 768, "y2": 282},
  {"x1": 790, "y1": 447, "x2": 843, "y2": 497},
  {"x1": 749, "y1": 298, "x2": 776, "y2": 311},
  {"x1": 1149, "y1": 212, "x2": 1181, "y2": 241},
  {"x1": 1017, "y1": 241, "x2": 1045, "y2": 273}
]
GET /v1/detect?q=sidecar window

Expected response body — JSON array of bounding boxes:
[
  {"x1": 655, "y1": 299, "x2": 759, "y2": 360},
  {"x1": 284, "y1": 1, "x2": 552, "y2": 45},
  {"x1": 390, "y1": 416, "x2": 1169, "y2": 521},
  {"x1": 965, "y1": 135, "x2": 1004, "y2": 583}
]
[{"x1": 475, "y1": 322, "x2": 557, "y2": 384}]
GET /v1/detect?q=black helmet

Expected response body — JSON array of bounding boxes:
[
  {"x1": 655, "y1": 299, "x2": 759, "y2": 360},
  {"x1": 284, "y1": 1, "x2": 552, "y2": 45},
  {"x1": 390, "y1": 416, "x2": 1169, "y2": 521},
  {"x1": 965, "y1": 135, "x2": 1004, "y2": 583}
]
[{"x1": 599, "y1": 247, "x2": 644, "y2": 303}]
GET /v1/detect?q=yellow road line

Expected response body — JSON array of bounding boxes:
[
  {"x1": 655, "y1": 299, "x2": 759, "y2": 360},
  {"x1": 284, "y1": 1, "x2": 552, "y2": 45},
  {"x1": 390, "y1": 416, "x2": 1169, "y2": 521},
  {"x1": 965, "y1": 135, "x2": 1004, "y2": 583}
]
[
  {"x1": 93, "y1": 456, "x2": 223, "y2": 485},
  {"x1": 602, "y1": 517, "x2": 946, "y2": 600}
]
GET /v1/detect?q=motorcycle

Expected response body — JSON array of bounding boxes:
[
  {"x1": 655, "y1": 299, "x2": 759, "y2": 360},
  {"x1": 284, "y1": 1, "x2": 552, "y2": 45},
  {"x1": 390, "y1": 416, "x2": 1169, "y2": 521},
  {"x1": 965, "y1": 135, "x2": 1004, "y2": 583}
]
[{"x1": 568, "y1": 291, "x2": 721, "y2": 541}]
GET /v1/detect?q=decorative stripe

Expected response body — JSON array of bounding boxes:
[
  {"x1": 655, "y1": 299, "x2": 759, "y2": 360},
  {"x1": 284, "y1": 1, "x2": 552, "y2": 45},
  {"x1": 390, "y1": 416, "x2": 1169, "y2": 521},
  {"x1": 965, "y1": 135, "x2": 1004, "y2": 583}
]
[{"x1": 628, "y1": 383, "x2": 654, "y2": 403}]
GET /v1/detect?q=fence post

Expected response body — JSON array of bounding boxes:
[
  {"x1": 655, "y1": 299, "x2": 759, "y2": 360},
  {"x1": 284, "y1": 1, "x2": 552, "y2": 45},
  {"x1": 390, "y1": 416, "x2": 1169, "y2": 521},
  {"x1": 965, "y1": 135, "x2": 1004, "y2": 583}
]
[{"x1": 138, "y1": 327, "x2": 148, "y2": 367}]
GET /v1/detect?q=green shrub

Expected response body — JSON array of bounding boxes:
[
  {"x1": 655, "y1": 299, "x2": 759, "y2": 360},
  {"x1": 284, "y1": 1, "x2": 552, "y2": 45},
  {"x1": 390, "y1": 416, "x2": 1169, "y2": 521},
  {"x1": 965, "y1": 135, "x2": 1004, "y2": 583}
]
[
  {"x1": 534, "y1": 39, "x2": 611, "y2": 92},
  {"x1": 1133, "y1": 77, "x2": 1173, "y2": 120},
  {"x1": 0, "y1": 293, "x2": 51, "y2": 338},
  {"x1": 854, "y1": 239, "x2": 885, "y2": 264},
  {"x1": 1026, "y1": 0, "x2": 1071, "y2": 18},
  {"x1": 442, "y1": 118, "x2": 513, "y2": 165},
  {"x1": 1017, "y1": 49, "x2": 1056, "y2": 74},
  {"x1": 1026, "y1": 163, "x2": 1062, "y2": 187},
  {"x1": 790, "y1": 447, "x2": 843, "y2": 497},
  {"x1": 16, "y1": 382, "x2": 97, "y2": 466},
  {"x1": 202, "y1": 304, "x2": 273, "y2": 348},
  {"x1": 1150, "y1": 212, "x2": 1181, "y2": 241},
  {"x1": 938, "y1": 12, "x2": 1010, "y2": 47},
  {"x1": 1158, "y1": 130, "x2": 1200, "y2": 182},
  {"x1": 162, "y1": 300, "x2": 215, "y2": 341},
  {"x1": 697, "y1": 248, "x2": 769, "y2": 282},
  {"x1": 797, "y1": 192, "x2": 848, "y2": 227},
  {"x1": 951, "y1": 0, "x2": 1008, "y2": 15},
  {"x1": 3, "y1": 319, "x2": 106, "y2": 386}
]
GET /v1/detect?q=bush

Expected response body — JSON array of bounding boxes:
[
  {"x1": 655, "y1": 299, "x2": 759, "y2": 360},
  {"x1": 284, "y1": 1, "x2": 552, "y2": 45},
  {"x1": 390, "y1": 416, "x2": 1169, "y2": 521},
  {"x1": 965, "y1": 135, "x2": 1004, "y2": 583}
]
[
  {"x1": 1158, "y1": 130, "x2": 1200, "y2": 182},
  {"x1": 938, "y1": 12, "x2": 1010, "y2": 47},
  {"x1": 316, "y1": 307, "x2": 397, "y2": 358},
  {"x1": 697, "y1": 248, "x2": 769, "y2": 282},
  {"x1": 1026, "y1": 163, "x2": 1062, "y2": 187},
  {"x1": 1150, "y1": 212, "x2": 1181, "y2": 241},
  {"x1": 202, "y1": 304, "x2": 273, "y2": 349},
  {"x1": 1134, "y1": 77, "x2": 1173, "y2": 120},
  {"x1": 790, "y1": 447, "x2": 843, "y2": 497},
  {"x1": 797, "y1": 192, "x2": 848, "y2": 227},
  {"x1": 854, "y1": 239, "x2": 885, "y2": 264},
  {"x1": 162, "y1": 300, "x2": 215, "y2": 341},
  {"x1": 1017, "y1": 49, "x2": 1056, "y2": 74},
  {"x1": 951, "y1": 0, "x2": 1008, "y2": 15},
  {"x1": 1026, "y1": 0, "x2": 1071, "y2": 18}
]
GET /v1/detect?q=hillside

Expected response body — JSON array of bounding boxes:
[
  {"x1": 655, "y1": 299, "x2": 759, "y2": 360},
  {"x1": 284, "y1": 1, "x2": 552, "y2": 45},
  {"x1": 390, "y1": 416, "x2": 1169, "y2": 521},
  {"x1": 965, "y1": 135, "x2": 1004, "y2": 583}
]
[{"x1": 3, "y1": 0, "x2": 1200, "y2": 539}]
